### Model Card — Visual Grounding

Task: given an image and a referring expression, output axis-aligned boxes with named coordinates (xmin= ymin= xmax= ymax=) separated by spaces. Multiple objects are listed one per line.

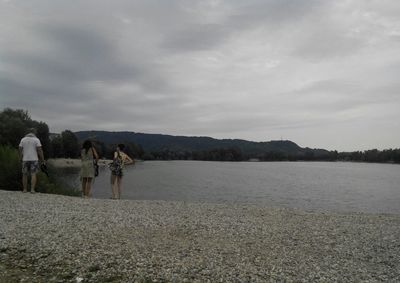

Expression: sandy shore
xmin=0 ymin=190 xmax=399 ymax=282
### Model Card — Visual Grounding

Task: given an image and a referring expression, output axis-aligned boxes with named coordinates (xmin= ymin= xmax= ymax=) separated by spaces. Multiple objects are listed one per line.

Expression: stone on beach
xmin=0 ymin=190 xmax=399 ymax=282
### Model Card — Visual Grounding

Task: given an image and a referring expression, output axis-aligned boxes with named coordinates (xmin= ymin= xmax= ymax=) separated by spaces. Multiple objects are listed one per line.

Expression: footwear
xmin=22 ymin=190 xmax=27 ymax=193
xmin=30 ymin=190 xmax=36 ymax=194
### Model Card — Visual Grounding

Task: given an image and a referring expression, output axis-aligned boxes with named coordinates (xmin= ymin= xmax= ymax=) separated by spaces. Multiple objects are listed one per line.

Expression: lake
xmin=88 ymin=161 xmax=400 ymax=214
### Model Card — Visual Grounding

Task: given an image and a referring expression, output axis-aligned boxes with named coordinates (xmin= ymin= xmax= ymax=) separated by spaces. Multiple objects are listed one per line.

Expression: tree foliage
xmin=0 ymin=108 xmax=80 ymax=159
xmin=61 ymin=130 xmax=79 ymax=158
xmin=0 ymin=108 xmax=32 ymax=147
xmin=0 ymin=145 xmax=22 ymax=190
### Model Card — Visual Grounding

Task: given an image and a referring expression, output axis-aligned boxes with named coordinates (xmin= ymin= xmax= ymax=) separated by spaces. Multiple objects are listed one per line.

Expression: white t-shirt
xmin=19 ymin=134 xmax=42 ymax=161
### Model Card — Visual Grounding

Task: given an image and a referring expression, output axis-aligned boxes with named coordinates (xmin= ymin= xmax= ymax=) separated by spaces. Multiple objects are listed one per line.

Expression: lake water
xmin=88 ymin=161 xmax=400 ymax=214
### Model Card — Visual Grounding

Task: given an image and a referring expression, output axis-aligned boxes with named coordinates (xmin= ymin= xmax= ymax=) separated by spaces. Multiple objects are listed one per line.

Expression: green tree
xmin=61 ymin=130 xmax=79 ymax=158
xmin=125 ymin=142 xmax=145 ymax=159
xmin=50 ymin=135 xmax=64 ymax=157
xmin=0 ymin=109 xmax=51 ymax=159
xmin=91 ymin=140 xmax=107 ymax=159
xmin=34 ymin=121 xmax=50 ymax=158
xmin=0 ymin=108 xmax=31 ymax=147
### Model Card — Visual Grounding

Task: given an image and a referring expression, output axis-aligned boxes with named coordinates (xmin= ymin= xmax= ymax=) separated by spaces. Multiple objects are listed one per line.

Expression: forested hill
xmin=75 ymin=130 xmax=332 ymax=161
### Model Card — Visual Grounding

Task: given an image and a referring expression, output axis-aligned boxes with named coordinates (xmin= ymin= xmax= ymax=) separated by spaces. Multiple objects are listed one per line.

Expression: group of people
xmin=18 ymin=129 xmax=134 ymax=199
xmin=80 ymin=140 xmax=134 ymax=199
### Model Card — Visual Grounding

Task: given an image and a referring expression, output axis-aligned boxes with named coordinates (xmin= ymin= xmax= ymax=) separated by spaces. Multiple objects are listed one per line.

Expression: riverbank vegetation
xmin=145 ymin=147 xmax=400 ymax=163
xmin=0 ymin=145 xmax=80 ymax=195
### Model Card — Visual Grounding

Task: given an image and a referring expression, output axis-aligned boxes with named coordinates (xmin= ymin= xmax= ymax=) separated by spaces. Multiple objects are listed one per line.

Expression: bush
xmin=0 ymin=145 xmax=80 ymax=196
xmin=0 ymin=145 xmax=22 ymax=190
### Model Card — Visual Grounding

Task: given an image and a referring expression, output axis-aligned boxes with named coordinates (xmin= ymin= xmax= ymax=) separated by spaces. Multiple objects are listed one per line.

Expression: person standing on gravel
xmin=110 ymin=144 xmax=134 ymax=199
xmin=19 ymin=128 xmax=45 ymax=193
xmin=80 ymin=140 xmax=99 ymax=198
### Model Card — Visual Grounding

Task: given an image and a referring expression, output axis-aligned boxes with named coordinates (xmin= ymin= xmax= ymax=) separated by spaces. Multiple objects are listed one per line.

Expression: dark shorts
xmin=111 ymin=169 xmax=123 ymax=177
xmin=22 ymin=161 xmax=40 ymax=175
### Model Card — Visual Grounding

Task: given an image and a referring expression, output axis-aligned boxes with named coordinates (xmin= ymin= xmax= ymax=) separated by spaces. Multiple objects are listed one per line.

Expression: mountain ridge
xmin=75 ymin=130 xmax=331 ymax=160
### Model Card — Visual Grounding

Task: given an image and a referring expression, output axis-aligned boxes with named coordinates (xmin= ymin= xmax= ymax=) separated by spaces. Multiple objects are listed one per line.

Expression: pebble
xmin=0 ymin=190 xmax=399 ymax=282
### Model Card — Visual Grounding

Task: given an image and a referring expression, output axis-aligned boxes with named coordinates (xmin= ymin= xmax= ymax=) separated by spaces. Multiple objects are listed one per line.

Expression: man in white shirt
xmin=19 ymin=129 xmax=45 ymax=193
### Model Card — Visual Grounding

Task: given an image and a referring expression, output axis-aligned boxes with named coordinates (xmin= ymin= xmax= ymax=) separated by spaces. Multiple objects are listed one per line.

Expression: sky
xmin=1 ymin=0 xmax=400 ymax=151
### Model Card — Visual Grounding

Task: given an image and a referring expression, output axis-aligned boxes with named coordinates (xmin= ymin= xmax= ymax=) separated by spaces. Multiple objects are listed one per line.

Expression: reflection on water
xmin=51 ymin=166 xmax=81 ymax=189
xmin=67 ymin=161 xmax=399 ymax=214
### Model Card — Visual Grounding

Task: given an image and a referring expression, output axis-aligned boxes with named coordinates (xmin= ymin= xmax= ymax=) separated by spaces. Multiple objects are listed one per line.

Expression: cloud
xmin=1 ymin=0 xmax=400 ymax=150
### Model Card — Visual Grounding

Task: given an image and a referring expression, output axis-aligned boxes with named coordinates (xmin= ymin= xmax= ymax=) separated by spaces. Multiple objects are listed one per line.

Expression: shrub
xmin=0 ymin=145 xmax=80 ymax=196
xmin=0 ymin=145 xmax=22 ymax=190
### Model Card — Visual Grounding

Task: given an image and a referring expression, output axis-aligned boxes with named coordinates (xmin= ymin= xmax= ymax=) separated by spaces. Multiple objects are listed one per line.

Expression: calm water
xmin=88 ymin=161 xmax=400 ymax=214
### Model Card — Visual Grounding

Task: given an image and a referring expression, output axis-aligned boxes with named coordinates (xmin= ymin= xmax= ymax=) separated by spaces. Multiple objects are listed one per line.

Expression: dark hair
xmin=117 ymin=144 xmax=125 ymax=151
xmin=82 ymin=140 xmax=92 ymax=154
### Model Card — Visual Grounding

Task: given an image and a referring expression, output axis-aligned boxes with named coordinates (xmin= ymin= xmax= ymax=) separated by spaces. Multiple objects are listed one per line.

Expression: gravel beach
xmin=1 ymin=190 xmax=399 ymax=282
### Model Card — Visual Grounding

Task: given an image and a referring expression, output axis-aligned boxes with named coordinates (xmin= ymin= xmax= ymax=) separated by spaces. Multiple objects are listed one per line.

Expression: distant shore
xmin=47 ymin=158 xmax=110 ymax=168
xmin=1 ymin=190 xmax=399 ymax=282
xmin=47 ymin=158 xmax=400 ymax=168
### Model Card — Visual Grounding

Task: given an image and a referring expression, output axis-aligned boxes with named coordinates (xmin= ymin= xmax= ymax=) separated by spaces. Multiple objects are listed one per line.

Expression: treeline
xmin=338 ymin=149 xmax=400 ymax=163
xmin=143 ymin=148 xmax=400 ymax=163
xmin=145 ymin=147 xmax=244 ymax=161
xmin=0 ymin=108 xmax=144 ymax=159
xmin=145 ymin=148 xmax=315 ymax=161
xmin=1 ymin=108 xmax=399 ymax=163
xmin=50 ymin=131 xmax=145 ymax=160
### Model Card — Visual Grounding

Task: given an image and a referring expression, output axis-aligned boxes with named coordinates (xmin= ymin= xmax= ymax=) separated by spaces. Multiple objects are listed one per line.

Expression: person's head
xmin=26 ymin=128 xmax=37 ymax=136
xmin=117 ymin=144 xmax=125 ymax=152
xmin=82 ymin=140 xmax=92 ymax=153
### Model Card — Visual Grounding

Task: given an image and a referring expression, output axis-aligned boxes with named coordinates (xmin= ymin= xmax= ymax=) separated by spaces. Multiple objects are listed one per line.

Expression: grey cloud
xmin=277 ymin=79 xmax=400 ymax=128
xmin=34 ymin=24 xmax=142 ymax=82
xmin=4 ymin=53 xmax=89 ymax=84
xmin=1 ymin=19 xmax=179 ymax=108
xmin=162 ymin=23 xmax=229 ymax=52
xmin=227 ymin=0 xmax=325 ymax=28
xmin=38 ymin=25 xmax=113 ymax=63
xmin=160 ymin=0 xmax=327 ymax=53
xmin=282 ymin=80 xmax=374 ymax=112
xmin=1 ymin=0 xmax=400 ymax=150
xmin=292 ymin=79 xmax=400 ymax=103
xmin=292 ymin=30 xmax=365 ymax=61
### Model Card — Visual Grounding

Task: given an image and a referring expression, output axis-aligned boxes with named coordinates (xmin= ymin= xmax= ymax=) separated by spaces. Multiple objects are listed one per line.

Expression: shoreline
xmin=47 ymin=158 xmax=111 ymax=168
xmin=1 ymin=190 xmax=399 ymax=282
xmin=47 ymin=158 xmax=400 ymax=167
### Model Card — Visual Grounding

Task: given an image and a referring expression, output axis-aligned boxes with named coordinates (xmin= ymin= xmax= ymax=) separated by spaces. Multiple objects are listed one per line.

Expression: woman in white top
xmin=110 ymin=144 xmax=134 ymax=199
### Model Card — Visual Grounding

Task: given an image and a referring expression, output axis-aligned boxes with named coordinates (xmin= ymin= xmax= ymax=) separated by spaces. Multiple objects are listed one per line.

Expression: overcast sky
xmin=1 ymin=0 xmax=399 ymax=151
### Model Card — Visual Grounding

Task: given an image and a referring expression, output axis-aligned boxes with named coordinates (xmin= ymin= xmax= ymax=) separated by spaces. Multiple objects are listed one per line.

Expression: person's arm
xmin=19 ymin=139 xmax=24 ymax=161
xmin=19 ymin=147 xmax=23 ymax=161
xmin=92 ymin=147 xmax=99 ymax=162
xmin=124 ymin=154 xmax=135 ymax=165
xmin=37 ymin=147 xmax=45 ymax=163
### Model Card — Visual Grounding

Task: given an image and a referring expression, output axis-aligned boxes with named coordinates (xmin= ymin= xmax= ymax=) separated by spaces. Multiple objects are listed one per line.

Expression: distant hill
xmin=75 ymin=131 xmax=331 ymax=161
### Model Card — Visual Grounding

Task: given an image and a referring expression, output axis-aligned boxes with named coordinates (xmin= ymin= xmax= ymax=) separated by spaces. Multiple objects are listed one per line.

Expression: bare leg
xmin=117 ymin=177 xmax=122 ymax=199
xmin=31 ymin=174 xmax=37 ymax=193
xmin=86 ymin=177 xmax=93 ymax=198
xmin=81 ymin=178 xmax=86 ymax=197
xmin=111 ymin=174 xmax=117 ymax=199
xmin=22 ymin=175 xmax=28 ymax=192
